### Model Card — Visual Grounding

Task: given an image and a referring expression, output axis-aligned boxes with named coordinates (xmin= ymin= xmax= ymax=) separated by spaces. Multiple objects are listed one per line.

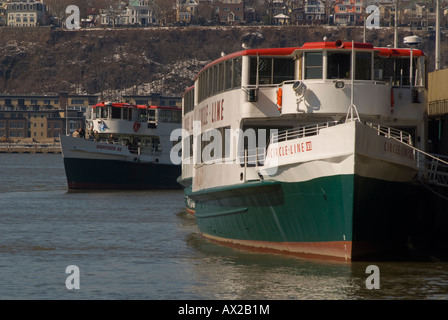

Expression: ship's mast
xmin=436 ymin=0 xmax=441 ymax=70
xmin=394 ymin=0 xmax=398 ymax=48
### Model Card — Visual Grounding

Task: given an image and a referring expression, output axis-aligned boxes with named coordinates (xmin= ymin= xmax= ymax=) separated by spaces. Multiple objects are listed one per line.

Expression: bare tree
xmin=45 ymin=0 xmax=74 ymax=25
xmin=152 ymin=0 xmax=176 ymax=26
xmin=102 ymin=0 xmax=127 ymax=27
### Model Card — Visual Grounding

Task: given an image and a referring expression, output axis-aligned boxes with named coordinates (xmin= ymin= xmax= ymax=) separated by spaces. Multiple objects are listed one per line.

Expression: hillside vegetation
xmin=0 ymin=25 xmax=445 ymax=100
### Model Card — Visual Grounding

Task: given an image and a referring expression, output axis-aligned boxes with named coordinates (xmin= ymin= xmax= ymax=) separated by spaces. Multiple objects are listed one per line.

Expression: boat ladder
xmin=416 ymin=153 xmax=448 ymax=188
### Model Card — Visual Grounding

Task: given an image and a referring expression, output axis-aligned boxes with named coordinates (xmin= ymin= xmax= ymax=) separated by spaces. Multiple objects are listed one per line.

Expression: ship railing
xmin=365 ymin=123 xmax=448 ymax=188
xmin=237 ymin=121 xmax=342 ymax=168
xmin=237 ymin=147 xmax=267 ymax=168
xmin=365 ymin=122 xmax=413 ymax=145
xmin=271 ymin=121 xmax=340 ymax=144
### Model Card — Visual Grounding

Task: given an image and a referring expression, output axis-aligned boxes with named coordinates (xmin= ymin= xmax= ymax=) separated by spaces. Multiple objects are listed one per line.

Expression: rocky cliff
xmin=0 ymin=25 xmax=445 ymax=99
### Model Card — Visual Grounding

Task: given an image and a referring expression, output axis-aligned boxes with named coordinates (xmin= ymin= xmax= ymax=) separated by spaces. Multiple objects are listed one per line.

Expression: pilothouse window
xmin=355 ymin=52 xmax=372 ymax=80
xmin=111 ymin=107 xmax=121 ymax=119
xmin=249 ymin=57 xmax=294 ymax=85
xmin=304 ymin=52 xmax=323 ymax=79
xmin=327 ymin=52 xmax=350 ymax=79
xmin=374 ymin=56 xmax=421 ymax=86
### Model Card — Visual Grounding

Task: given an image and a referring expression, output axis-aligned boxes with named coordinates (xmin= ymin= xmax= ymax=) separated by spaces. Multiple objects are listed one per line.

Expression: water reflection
xmin=185 ymin=228 xmax=448 ymax=300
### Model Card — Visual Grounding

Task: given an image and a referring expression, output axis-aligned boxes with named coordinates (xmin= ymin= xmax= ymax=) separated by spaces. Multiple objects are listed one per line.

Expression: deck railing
xmin=365 ymin=122 xmax=413 ymax=145
xmin=271 ymin=121 xmax=340 ymax=143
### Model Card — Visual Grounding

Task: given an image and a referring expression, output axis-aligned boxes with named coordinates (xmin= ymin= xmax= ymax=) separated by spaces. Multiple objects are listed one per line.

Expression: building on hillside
xmin=6 ymin=0 xmax=48 ymax=27
xmin=100 ymin=1 xmax=128 ymax=26
xmin=402 ymin=1 xmax=437 ymax=30
xmin=213 ymin=0 xmax=244 ymax=25
xmin=333 ymin=0 xmax=363 ymax=26
xmin=377 ymin=0 xmax=397 ymax=27
xmin=299 ymin=0 xmax=326 ymax=25
xmin=128 ymin=0 xmax=155 ymax=26
xmin=0 ymin=1 xmax=7 ymax=26
xmin=176 ymin=0 xmax=199 ymax=24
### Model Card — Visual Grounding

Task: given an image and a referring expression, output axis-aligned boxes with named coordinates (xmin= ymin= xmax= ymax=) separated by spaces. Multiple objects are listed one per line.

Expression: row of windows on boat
xmin=184 ymin=52 xmax=424 ymax=114
xmin=94 ymin=133 xmax=163 ymax=154
xmin=93 ymin=107 xmax=182 ymax=123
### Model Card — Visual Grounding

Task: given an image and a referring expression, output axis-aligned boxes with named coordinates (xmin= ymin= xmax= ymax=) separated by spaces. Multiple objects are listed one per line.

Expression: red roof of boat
xmin=92 ymin=102 xmax=180 ymax=110
xmin=194 ymin=41 xmax=424 ymax=80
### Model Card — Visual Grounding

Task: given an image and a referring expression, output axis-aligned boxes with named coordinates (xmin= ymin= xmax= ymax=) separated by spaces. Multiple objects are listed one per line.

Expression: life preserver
xmin=277 ymin=88 xmax=283 ymax=111
xmin=390 ymin=88 xmax=394 ymax=114
xmin=133 ymin=121 xmax=141 ymax=132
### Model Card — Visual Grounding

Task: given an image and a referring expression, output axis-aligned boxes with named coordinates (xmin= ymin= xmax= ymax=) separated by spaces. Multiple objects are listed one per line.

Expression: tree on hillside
xmin=152 ymin=0 xmax=176 ymax=26
xmin=45 ymin=0 xmax=74 ymax=25
xmin=102 ymin=0 xmax=128 ymax=26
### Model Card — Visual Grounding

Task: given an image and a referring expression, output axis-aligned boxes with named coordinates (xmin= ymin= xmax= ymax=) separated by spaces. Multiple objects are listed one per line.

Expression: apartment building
xmin=6 ymin=0 xmax=47 ymax=27
xmin=402 ymin=1 xmax=437 ymax=30
xmin=333 ymin=0 xmax=363 ymax=26
xmin=0 ymin=93 xmax=97 ymax=142
xmin=214 ymin=0 xmax=244 ymax=25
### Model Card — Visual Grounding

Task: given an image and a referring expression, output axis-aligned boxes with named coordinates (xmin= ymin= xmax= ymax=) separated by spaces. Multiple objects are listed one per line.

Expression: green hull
xmin=190 ymin=174 xmax=423 ymax=260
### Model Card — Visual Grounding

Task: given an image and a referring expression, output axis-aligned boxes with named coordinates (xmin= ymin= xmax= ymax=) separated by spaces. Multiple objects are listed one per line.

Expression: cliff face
xmin=0 ymin=25 xmax=445 ymax=99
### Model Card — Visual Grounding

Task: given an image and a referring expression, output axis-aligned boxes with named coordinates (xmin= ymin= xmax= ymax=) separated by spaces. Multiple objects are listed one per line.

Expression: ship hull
xmin=60 ymin=135 xmax=181 ymax=190
xmin=189 ymin=122 xmax=424 ymax=261
xmin=64 ymin=158 xmax=181 ymax=190
xmin=192 ymin=174 xmax=423 ymax=261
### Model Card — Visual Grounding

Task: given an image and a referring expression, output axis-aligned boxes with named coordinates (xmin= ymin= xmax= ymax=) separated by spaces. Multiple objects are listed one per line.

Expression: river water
xmin=1 ymin=154 xmax=448 ymax=301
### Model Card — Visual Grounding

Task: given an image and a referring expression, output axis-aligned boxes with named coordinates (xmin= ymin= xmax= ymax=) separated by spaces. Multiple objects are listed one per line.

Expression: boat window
xmin=212 ymin=65 xmax=218 ymax=95
xmin=159 ymin=109 xmax=172 ymax=122
xmin=183 ymin=89 xmax=195 ymax=115
xmin=198 ymin=57 xmax=242 ymax=103
xmin=152 ymin=137 xmax=162 ymax=152
xmin=218 ymin=62 xmax=225 ymax=92
xmin=101 ymin=107 xmax=108 ymax=119
xmin=138 ymin=109 xmax=148 ymax=122
xmin=148 ymin=109 xmax=156 ymax=122
xmin=111 ymin=107 xmax=121 ymax=119
xmin=173 ymin=110 xmax=182 ymax=123
xmin=249 ymin=57 xmax=294 ymax=85
xmin=355 ymin=52 xmax=372 ymax=80
xmin=225 ymin=60 xmax=232 ymax=90
xmin=123 ymin=107 xmax=129 ymax=120
xmin=253 ymin=58 xmax=272 ymax=85
xmin=304 ymin=52 xmax=323 ymax=79
xmin=374 ymin=56 xmax=419 ymax=86
xmin=233 ymin=57 xmax=242 ymax=89
xmin=327 ymin=52 xmax=350 ymax=79
xmin=274 ymin=59 xmax=295 ymax=83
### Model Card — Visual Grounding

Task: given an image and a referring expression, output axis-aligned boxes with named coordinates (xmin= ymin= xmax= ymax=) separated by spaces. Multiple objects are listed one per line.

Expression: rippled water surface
xmin=1 ymin=154 xmax=448 ymax=300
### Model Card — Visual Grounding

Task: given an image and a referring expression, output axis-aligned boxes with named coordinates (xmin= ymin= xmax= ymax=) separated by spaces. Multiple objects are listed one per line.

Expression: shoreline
xmin=0 ymin=143 xmax=61 ymax=154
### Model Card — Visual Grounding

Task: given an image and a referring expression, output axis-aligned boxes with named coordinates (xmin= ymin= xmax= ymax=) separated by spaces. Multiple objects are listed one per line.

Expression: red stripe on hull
xmin=201 ymin=234 xmax=353 ymax=262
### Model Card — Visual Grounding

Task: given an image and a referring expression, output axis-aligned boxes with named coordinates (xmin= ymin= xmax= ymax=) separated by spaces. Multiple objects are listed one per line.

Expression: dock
xmin=0 ymin=143 xmax=61 ymax=154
